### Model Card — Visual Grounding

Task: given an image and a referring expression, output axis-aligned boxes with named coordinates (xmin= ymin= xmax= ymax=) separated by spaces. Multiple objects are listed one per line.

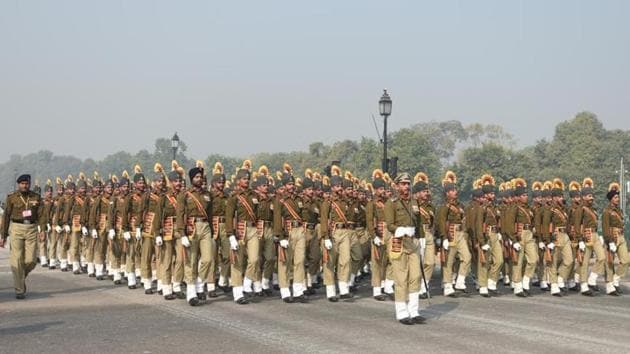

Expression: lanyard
xmin=19 ymin=195 xmax=30 ymax=209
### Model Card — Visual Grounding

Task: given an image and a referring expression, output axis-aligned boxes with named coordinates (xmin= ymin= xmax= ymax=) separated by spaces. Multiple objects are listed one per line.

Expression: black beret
xmin=607 ymin=189 xmax=620 ymax=201
xmin=189 ymin=167 xmax=203 ymax=182
xmin=17 ymin=174 xmax=31 ymax=183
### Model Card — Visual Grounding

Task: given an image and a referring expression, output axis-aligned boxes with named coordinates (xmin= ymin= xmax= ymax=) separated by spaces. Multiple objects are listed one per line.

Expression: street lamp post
xmin=379 ymin=89 xmax=392 ymax=173
xmin=171 ymin=132 xmax=180 ymax=161
xmin=13 ymin=168 xmax=17 ymax=191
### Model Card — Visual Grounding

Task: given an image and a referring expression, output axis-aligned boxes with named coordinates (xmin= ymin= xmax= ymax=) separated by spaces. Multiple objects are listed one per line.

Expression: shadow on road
xmin=0 ymin=321 xmax=64 ymax=336
xmin=423 ymin=301 xmax=459 ymax=320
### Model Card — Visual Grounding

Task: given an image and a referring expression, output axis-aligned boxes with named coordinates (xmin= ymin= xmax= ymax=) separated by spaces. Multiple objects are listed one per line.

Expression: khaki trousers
xmin=442 ymin=230 xmax=471 ymax=285
xmin=477 ymin=232 xmax=504 ymax=287
xmin=606 ymin=236 xmax=630 ymax=282
xmin=550 ymin=232 xmax=573 ymax=285
xmin=371 ymin=230 xmax=391 ymax=287
xmin=172 ymin=237 xmax=185 ymax=285
xmin=140 ymin=236 xmax=155 ymax=280
xmin=304 ymin=227 xmax=320 ymax=279
xmin=9 ymin=223 xmax=38 ymax=294
xmin=323 ymin=229 xmax=352 ymax=286
xmin=278 ymin=227 xmax=306 ymax=288
xmin=512 ymin=230 xmax=538 ymax=283
xmin=579 ymin=232 xmax=606 ymax=281
xmin=48 ymin=229 xmax=60 ymax=262
xmin=421 ymin=230 xmax=436 ymax=285
xmin=260 ymin=226 xmax=277 ymax=281
xmin=159 ymin=240 xmax=174 ymax=287
xmin=392 ymin=238 xmax=421 ymax=301
xmin=69 ymin=231 xmax=81 ymax=263
xmin=230 ymin=226 xmax=259 ymax=287
xmin=184 ymin=222 xmax=212 ymax=284
xmin=217 ymin=225 xmax=231 ymax=285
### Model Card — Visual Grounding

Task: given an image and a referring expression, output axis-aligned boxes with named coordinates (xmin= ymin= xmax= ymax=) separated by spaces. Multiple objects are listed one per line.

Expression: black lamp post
xmin=171 ymin=132 xmax=180 ymax=160
xmin=379 ymin=89 xmax=392 ymax=173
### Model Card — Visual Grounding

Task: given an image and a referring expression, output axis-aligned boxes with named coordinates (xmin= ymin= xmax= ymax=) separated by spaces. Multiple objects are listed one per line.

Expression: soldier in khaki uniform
xmin=412 ymin=172 xmax=436 ymax=300
xmin=140 ymin=164 xmax=166 ymax=294
xmin=1 ymin=174 xmax=46 ymax=299
xmin=475 ymin=174 xmax=503 ymax=297
xmin=320 ymin=166 xmax=356 ymax=301
xmin=88 ymin=177 xmax=114 ymax=281
xmin=505 ymin=178 xmax=538 ymax=297
xmin=39 ymin=180 xmax=55 ymax=268
xmin=209 ymin=162 xmax=230 ymax=295
xmin=301 ymin=169 xmax=321 ymax=296
xmin=48 ymin=178 xmax=65 ymax=270
xmin=366 ymin=169 xmax=391 ymax=300
xmin=110 ymin=173 xmax=130 ymax=285
xmin=575 ymin=178 xmax=606 ymax=296
xmin=252 ymin=166 xmax=276 ymax=296
xmin=56 ymin=176 xmax=76 ymax=272
xmin=602 ymin=182 xmax=628 ymax=296
xmin=466 ymin=179 xmax=483 ymax=289
xmin=177 ymin=161 xmax=214 ymax=306
xmin=384 ymin=173 xmax=426 ymax=325
xmin=437 ymin=171 xmax=471 ymax=297
xmin=566 ymin=181 xmax=582 ymax=291
xmin=122 ymin=166 xmax=148 ymax=289
xmin=63 ymin=173 xmax=91 ymax=275
xmin=225 ymin=160 xmax=260 ymax=304
xmin=498 ymin=182 xmax=515 ymax=287
xmin=542 ymin=179 xmax=574 ymax=296
xmin=85 ymin=175 xmax=102 ymax=277
xmin=274 ymin=163 xmax=309 ymax=303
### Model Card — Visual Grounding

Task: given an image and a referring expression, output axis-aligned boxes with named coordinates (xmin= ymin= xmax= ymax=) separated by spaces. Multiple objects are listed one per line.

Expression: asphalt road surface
xmin=1 ymin=248 xmax=629 ymax=354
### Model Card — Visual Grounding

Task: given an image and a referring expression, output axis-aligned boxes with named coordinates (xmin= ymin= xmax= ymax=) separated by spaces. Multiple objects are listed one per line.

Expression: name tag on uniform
xmin=270 ymin=203 xmax=274 ymax=210
xmin=204 ymin=195 xmax=210 ymax=201
xmin=314 ymin=207 xmax=319 ymax=214
xmin=354 ymin=207 xmax=359 ymax=214
xmin=252 ymin=198 xmax=259 ymax=204
xmin=23 ymin=209 xmax=32 ymax=217
xmin=412 ymin=205 xmax=419 ymax=213
xmin=298 ymin=201 xmax=303 ymax=208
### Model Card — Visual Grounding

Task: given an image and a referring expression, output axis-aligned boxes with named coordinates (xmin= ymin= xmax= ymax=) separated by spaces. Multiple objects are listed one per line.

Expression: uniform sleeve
xmin=175 ymin=193 xmax=186 ymax=238
xmin=474 ymin=206 xmax=484 ymax=245
xmin=504 ymin=207 xmax=517 ymax=242
xmin=365 ymin=202 xmax=375 ymax=237
xmin=273 ymin=198 xmax=284 ymax=237
xmin=319 ymin=201 xmax=330 ymax=238
xmin=2 ymin=195 xmax=12 ymax=237
xmin=385 ymin=200 xmax=398 ymax=234
xmin=573 ymin=207 xmax=584 ymax=242
xmin=121 ymin=196 xmax=131 ymax=232
xmin=88 ymin=199 xmax=98 ymax=230
xmin=602 ymin=209 xmax=612 ymax=243
xmin=152 ymin=196 xmax=164 ymax=237
xmin=436 ymin=205 xmax=447 ymax=239
xmin=54 ymin=199 xmax=64 ymax=227
xmin=107 ymin=200 xmax=116 ymax=231
xmin=63 ymin=197 xmax=73 ymax=226
xmin=36 ymin=195 xmax=46 ymax=231
xmin=82 ymin=198 xmax=90 ymax=227
xmin=224 ymin=196 xmax=236 ymax=236
xmin=541 ymin=208 xmax=551 ymax=244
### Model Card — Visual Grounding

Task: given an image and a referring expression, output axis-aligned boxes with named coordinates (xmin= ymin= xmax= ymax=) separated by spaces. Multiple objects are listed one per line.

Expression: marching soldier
xmin=209 ymin=162 xmax=230 ymax=295
xmin=110 ymin=173 xmax=130 ymax=285
xmin=64 ymin=173 xmax=90 ymax=275
xmin=140 ymin=164 xmax=166 ymax=294
xmin=575 ymin=178 xmax=606 ymax=296
xmin=274 ymin=163 xmax=308 ymax=303
xmin=499 ymin=182 xmax=515 ymax=287
xmin=177 ymin=161 xmax=214 ymax=306
xmin=384 ymin=173 xmax=426 ymax=325
xmin=48 ymin=178 xmax=65 ymax=270
xmin=85 ymin=175 xmax=102 ymax=277
xmin=437 ymin=171 xmax=471 ymax=297
xmin=39 ymin=180 xmax=55 ymax=268
xmin=367 ymin=169 xmax=391 ymax=300
xmin=252 ymin=166 xmax=276 ymax=296
xmin=412 ymin=172 xmax=436 ymax=300
xmin=88 ymin=177 xmax=114 ymax=281
xmin=603 ymin=182 xmax=629 ymax=296
xmin=475 ymin=174 xmax=503 ymax=297
xmin=301 ymin=169 xmax=321 ymax=295
xmin=567 ymin=181 xmax=582 ymax=291
xmin=542 ymin=179 xmax=574 ymax=296
xmin=505 ymin=178 xmax=538 ymax=297
xmin=122 ymin=165 xmax=148 ymax=289
xmin=225 ymin=160 xmax=260 ymax=304
xmin=320 ymin=166 xmax=356 ymax=301
xmin=1 ymin=174 xmax=46 ymax=299
xmin=531 ymin=181 xmax=546 ymax=290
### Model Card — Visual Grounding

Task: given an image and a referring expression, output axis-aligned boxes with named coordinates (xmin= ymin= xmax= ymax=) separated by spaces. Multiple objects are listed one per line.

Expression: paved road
xmin=1 ymin=248 xmax=629 ymax=354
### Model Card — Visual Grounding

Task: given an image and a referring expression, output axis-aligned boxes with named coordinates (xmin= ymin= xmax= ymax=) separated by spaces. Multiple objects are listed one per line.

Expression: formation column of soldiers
xmin=1 ymin=164 xmax=628 ymax=325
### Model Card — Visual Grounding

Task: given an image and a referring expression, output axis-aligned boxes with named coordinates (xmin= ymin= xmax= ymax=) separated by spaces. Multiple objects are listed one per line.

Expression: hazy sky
xmin=1 ymin=0 xmax=628 ymax=162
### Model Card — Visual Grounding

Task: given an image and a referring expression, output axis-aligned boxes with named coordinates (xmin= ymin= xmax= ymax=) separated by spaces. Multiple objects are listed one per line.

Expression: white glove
xmin=481 ymin=244 xmax=490 ymax=251
xmin=279 ymin=239 xmax=289 ymax=248
xmin=419 ymin=238 xmax=426 ymax=250
xmin=55 ymin=225 xmax=62 ymax=233
xmin=155 ymin=236 xmax=163 ymax=246
xmin=435 ymin=238 xmax=442 ymax=247
xmin=38 ymin=225 xmax=41 ymax=233
xmin=81 ymin=226 xmax=88 ymax=236
xmin=229 ymin=235 xmax=238 ymax=250
xmin=547 ymin=242 xmax=555 ymax=250
xmin=373 ymin=236 xmax=383 ymax=246
xmin=443 ymin=239 xmax=449 ymax=250
xmin=46 ymin=223 xmax=51 ymax=233
xmin=497 ymin=233 xmax=503 ymax=241
xmin=394 ymin=226 xmax=415 ymax=238
xmin=598 ymin=236 xmax=604 ymax=245
xmin=181 ymin=236 xmax=191 ymax=248
xmin=513 ymin=242 xmax=522 ymax=251
xmin=108 ymin=229 xmax=115 ymax=240
xmin=123 ymin=231 xmax=131 ymax=241
xmin=609 ymin=242 xmax=617 ymax=253
xmin=63 ymin=225 xmax=70 ymax=233
xmin=135 ymin=227 xmax=142 ymax=240
xmin=538 ymin=242 xmax=546 ymax=250
xmin=324 ymin=239 xmax=333 ymax=250
xmin=578 ymin=241 xmax=586 ymax=251
xmin=91 ymin=229 xmax=98 ymax=239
